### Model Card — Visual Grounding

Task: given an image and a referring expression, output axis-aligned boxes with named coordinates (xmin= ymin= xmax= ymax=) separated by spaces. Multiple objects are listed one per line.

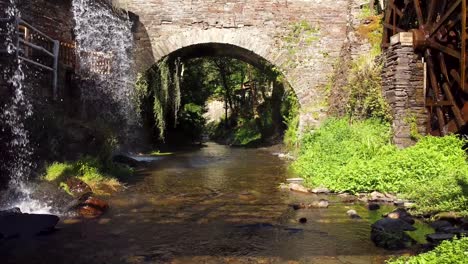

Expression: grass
xmin=386 ymin=237 xmax=468 ymax=264
xmin=292 ymin=118 xmax=468 ymax=216
xmin=149 ymin=150 xmax=173 ymax=156
xmin=44 ymin=156 xmax=133 ymax=196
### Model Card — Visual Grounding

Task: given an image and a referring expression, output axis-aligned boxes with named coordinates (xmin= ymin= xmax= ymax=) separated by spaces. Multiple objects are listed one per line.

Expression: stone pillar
xmin=382 ymin=32 xmax=427 ymax=148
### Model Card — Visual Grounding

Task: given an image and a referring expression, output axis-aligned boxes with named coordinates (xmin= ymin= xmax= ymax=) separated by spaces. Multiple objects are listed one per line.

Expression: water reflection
xmin=2 ymin=143 xmax=405 ymax=263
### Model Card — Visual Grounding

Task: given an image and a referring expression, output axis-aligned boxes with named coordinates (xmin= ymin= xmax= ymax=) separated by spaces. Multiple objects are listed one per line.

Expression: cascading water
xmin=0 ymin=0 xmax=53 ymax=214
xmin=72 ymin=0 xmax=138 ymax=139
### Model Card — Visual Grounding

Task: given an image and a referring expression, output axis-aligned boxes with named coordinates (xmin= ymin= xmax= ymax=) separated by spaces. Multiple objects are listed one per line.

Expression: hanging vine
xmin=134 ymin=56 xmax=183 ymax=140
xmin=172 ymin=58 xmax=182 ymax=126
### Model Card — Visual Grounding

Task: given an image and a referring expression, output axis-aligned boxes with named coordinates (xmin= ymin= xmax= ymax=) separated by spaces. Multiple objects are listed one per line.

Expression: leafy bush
xmin=282 ymin=89 xmax=300 ymax=150
xmin=292 ymin=118 xmax=468 ymax=216
xmin=233 ymin=118 xmax=262 ymax=146
xmin=44 ymin=162 xmax=74 ymax=182
xmin=387 ymin=237 xmax=468 ymax=264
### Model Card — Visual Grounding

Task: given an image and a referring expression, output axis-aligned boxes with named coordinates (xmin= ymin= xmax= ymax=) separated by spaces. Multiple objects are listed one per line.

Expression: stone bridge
xmin=125 ymin=0 xmax=370 ymax=129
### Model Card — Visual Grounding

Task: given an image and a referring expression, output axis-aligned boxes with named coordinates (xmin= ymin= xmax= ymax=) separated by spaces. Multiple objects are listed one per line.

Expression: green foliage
xmin=43 ymin=156 xmax=133 ymax=194
xmin=293 ymin=118 xmax=468 ymax=216
xmin=233 ymin=118 xmax=262 ymax=146
xmin=283 ymin=20 xmax=320 ymax=56
xmin=387 ymin=237 xmax=468 ymax=264
xmin=282 ymin=90 xmax=300 ymax=150
xmin=346 ymin=55 xmax=391 ymax=122
xmin=176 ymin=103 xmax=206 ymax=142
xmin=44 ymin=162 xmax=74 ymax=182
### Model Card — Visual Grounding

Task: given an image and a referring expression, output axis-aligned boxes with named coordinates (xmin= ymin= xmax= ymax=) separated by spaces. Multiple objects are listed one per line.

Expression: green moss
xmin=43 ymin=156 xmax=133 ymax=196
xmin=387 ymin=237 xmax=468 ymax=264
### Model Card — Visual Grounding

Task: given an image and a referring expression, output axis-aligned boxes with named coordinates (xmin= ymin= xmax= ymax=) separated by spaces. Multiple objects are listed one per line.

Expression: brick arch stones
xmin=126 ymin=0 xmax=359 ymax=129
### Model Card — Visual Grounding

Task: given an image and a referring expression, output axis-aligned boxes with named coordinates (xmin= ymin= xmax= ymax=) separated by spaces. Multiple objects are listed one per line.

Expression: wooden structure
xmin=383 ymin=0 xmax=468 ymax=135
xmin=0 ymin=1 xmax=60 ymax=99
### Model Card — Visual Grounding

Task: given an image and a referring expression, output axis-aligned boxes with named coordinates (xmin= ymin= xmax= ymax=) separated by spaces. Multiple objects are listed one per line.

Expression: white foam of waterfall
xmin=72 ymin=0 xmax=138 ymax=133
xmin=0 ymin=0 xmax=55 ymax=215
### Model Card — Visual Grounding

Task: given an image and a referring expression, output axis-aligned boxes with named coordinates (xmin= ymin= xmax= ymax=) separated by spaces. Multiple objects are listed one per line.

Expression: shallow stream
xmin=2 ymin=143 xmax=417 ymax=263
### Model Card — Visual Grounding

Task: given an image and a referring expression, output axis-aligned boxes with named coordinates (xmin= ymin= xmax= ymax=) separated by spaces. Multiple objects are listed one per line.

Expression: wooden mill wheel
xmin=382 ymin=0 xmax=468 ymax=136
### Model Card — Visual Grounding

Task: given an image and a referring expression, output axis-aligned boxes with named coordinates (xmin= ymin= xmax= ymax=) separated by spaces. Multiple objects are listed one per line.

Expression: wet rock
xmin=113 ymin=154 xmax=140 ymax=168
xmin=0 ymin=207 xmax=21 ymax=216
xmin=338 ymin=193 xmax=357 ymax=203
xmin=370 ymin=191 xmax=385 ymax=200
xmin=288 ymin=183 xmax=310 ymax=193
xmin=426 ymin=233 xmax=455 ymax=243
xmin=311 ymin=187 xmax=330 ymax=194
xmin=308 ymin=199 xmax=329 ymax=208
xmin=0 ymin=212 xmax=59 ymax=239
xmin=77 ymin=196 xmax=109 ymax=219
xmin=371 ymin=218 xmax=416 ymax=250
xmin=368 ymin=203 xmax=380 ymax=211
xmin=403 ymin=202 xmax=416 ymax=208
xmin=291 ymin=204 xmax=302 ymax=210
xmin=347 ymin=209 xmax=361 ymax=219
xmin=430 ymin=220 xmax=453 ymax=232
xmin=385 ymin=208 xmax=415 ymax=225
xmin=299 ymin=217 xmax=307 ymax=224
xmin=435 ymin=212 xmax=462 ymax=224
xmin=66 ymin=177 xmax=93 ymax=197
xmin=460 ymin=218 xmax=468 ymax=229
xmin=369 ymin=191 xmax=394 ymax=203
xmin=393 ymin=199 xmax=405 ymax=207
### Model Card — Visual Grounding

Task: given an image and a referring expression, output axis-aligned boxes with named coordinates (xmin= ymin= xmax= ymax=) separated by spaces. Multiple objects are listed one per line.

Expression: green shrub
xmin=292 ymin=118 xmax=468 ymax=216
xmin=44 ymin=162 xmax=74 ymax=182
xmin=233 ymin=118 xmax=262 ymax=146
xmin=387 ymin=237 xmax=468 ymax=264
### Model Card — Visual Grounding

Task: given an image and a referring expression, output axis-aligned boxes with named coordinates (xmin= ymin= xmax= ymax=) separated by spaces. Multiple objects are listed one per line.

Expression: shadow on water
xmin=1 ymin=143 xmax=409 ymax=264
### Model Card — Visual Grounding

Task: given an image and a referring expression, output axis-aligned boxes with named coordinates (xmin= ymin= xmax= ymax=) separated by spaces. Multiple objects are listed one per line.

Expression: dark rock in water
xmin=291 ymin=203 xmax=305 ymax=210
xmin=66 ymin=177 xmax=93 ymax=197
xmin=368 ymin=203 xmax=380 ymax=211
xmin=0 ymin=207 xmax=21 ymax=216
xmin=371 ymin=218 xmax=416 ymax=250
xmin=299 ymin=217 xmax=307 ymax=224
xmin=385 ymin=208 xmax=415 ymax=225
xmin=426 ymin=233 xmax=455 ymax=243
xmin=0 ymin=213 xmax=59 ymax=239
xmin=438 ymin=226 xmax=462 ymax=234
xmin=113 ymin=154 xmax=140 ymax=168
xmin=430 ymin=220 xmax=453 ymax=232
xmin=283 ymin=227 xmax=303 ymax=235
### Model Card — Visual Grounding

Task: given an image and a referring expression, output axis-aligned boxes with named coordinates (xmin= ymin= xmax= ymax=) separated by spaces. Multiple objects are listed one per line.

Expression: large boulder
xmin=371 ymin=218 xmax=416 ymax=250
xmin=0 ymin=208 xmax=59 ymax=239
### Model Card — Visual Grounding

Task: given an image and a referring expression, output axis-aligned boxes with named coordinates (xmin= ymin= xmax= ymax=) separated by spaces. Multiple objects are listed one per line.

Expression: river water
xmin=2 ymin=143 xmax=406 ymax=263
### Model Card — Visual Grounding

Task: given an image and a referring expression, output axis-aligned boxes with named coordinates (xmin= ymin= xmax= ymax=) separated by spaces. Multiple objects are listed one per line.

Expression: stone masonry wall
xmin=382 ymin=33 xmax=426 ymax=148
xmin=18 ymin=0 xmax=74 ymax=42
xmin=126 ymin=0 xmax=370 ymax=129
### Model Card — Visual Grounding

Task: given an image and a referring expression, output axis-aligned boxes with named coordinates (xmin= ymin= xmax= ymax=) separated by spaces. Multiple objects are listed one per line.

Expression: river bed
xmin=2 ymin=143 xmax=412 ymax=263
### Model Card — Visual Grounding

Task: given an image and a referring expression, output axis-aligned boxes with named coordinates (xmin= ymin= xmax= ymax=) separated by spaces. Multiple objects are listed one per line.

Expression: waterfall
xmin=72 ymin=0 xmax=138 ymax=139
xmin=0 ymin=0 xmax=53 ymax=214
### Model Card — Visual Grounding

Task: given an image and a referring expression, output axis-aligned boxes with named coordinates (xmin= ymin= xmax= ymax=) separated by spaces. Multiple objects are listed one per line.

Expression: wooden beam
xmin=430 ymin=0 xmax=462 ymax=37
